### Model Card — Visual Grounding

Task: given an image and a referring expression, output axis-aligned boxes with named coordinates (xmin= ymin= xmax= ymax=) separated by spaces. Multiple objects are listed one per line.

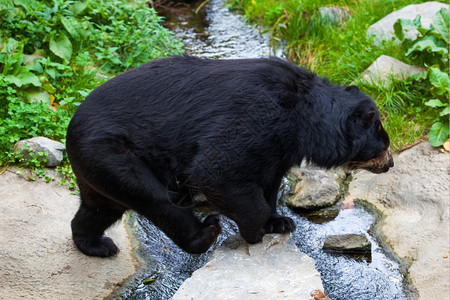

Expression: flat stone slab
xmin=349 ymin=142 xmax=450 ymax=299
xmin=172 ymin=234 xmax=324 ymax=299
xmin=0 ymin=169 xmax=138 ymax=300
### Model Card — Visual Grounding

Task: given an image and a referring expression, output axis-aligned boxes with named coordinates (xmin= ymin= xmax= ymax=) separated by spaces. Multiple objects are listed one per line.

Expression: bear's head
xmin=341 ymin=86 xmax=394 ymax=174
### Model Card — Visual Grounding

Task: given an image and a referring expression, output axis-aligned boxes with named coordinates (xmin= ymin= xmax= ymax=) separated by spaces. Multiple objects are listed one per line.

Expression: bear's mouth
xmin=343 ymin=147 xmax=394 ymax=174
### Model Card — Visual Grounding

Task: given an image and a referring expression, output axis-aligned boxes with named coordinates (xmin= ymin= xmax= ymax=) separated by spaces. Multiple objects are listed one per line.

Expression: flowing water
xmin=119 ymin=1 xmax=409 ymax=299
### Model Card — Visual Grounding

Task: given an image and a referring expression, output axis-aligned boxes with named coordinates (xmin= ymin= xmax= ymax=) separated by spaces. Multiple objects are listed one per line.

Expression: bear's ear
xmin=345 ymin=85 xmax=360 ymax=92
xmin=350 ymin=107 xmax=377 ymax=128
xmin=363 ymin=110 xmax=376 ymax=128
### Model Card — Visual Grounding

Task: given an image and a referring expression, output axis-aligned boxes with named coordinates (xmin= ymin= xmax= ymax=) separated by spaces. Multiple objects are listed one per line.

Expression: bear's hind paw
xmin=73 ymin=235 xmax=119 ymax=257
xmin=184 ymin=215 xmax=221 ymax=254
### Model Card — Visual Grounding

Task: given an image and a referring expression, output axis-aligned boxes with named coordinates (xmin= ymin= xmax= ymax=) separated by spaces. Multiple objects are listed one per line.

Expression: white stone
xmin=172 ymin=234 xmax=324 ymax=299
xmin=359 ymin=55 xmax=425 ymax=87
xmin=317 ymin=6 xmax=350 ymax=24
xmin=14 ymin=137 xmax=65 ymax=167
xmin=367 ymin=2 xmax=449 ymax=45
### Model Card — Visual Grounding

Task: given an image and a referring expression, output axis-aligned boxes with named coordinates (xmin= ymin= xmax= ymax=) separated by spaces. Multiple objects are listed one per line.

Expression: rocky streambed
xmin=1 ymin=1 xmax=448 ymax=299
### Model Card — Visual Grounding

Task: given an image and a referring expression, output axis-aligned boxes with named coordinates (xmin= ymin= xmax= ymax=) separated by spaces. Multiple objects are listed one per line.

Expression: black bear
xmin=66 ymin=56 xmax=393 ymax=257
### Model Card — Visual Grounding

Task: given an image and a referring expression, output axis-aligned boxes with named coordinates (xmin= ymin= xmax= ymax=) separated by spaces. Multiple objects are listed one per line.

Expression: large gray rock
xmin=287 ymin=166 xmax=346 ymax=209
xmin=14 ymin=137 xmax=65 ymax=167
xmin=359 ymin=55 xmax=425 ymax=87
xmin=172 ymin=234 xmax=325 ymax=299
xmin=349 ymin=142 xmax=450 ymax=299
xmin=367 ymin=2 xmax=449 ymax=45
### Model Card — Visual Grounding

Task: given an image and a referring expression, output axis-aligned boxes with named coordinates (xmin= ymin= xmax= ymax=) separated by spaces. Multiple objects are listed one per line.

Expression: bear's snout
xmin=343 ymin=146 xmax=394 ymax=174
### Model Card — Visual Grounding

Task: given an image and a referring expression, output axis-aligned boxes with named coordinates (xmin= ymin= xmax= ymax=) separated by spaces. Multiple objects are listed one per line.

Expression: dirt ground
xmin=0 ymin=168 xmax=138 ymax=300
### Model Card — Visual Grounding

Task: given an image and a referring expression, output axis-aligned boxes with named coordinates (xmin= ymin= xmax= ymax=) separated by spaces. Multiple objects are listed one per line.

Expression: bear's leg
xmin=208 ymin=184 xmax=271 ymax=244
xmin=144 ymin=207 xmax=221 ymax=254
xmin=74 ymin=157 xmax=221 ymax=254
xmin=72 ymin=201 xmax=125 ymax=257
xmin=263 ymin=175 xmax=296 ymax=234
xmin=115 ymin=182 xmax=221 ymax=254
xmin=71 ymin=179 xmax=127 ymax=257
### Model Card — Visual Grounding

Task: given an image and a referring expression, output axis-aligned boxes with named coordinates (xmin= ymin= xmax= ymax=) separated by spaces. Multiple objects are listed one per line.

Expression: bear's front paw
xmin=184 ymin=215 xmax=221 ymax=254
xmin=264 ymin=214 xmax=296 ymax=234
xmin=240 ymin=227 xmax=265 ymax=244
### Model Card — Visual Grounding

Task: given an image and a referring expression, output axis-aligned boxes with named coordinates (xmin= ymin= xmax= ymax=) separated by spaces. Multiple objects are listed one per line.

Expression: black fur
xmin=66 ymin=56 xmax=392 ymax=256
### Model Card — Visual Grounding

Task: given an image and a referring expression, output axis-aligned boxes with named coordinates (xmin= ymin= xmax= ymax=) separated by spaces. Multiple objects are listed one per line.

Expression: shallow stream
xmin=119 ymin=1 xmax=409 ymax=299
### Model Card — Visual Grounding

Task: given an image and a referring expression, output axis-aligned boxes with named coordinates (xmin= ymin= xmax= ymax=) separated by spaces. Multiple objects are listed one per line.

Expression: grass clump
xmin=229 ymin=0 xmax=448 ymax=151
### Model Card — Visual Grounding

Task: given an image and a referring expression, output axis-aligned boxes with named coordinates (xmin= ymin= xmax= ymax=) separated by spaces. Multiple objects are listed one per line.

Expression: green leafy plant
xmin=55 ymin=161 xmax=78 ymax=190
xmin=395 ymin=8 xmax=450 ymax=147
xmin=0 ymin=0 xmax=183 ymax=169
xmin=87 ymin=1 xmax=183 ymax=73
xmin=0 ymin=89 xmax=71 ymax=164
xmin=8 ymin=145 xmax=49 ymax=181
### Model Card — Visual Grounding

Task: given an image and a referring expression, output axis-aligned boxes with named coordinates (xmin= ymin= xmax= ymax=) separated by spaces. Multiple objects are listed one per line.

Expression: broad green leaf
xmin=429 ymin=121 xmax=449 ymax=147
xmin=4 ymin=75 xmax=23 ymax=87
xmin=409 ymin=70 xmax=428 ymax=81
xmin=429 ymin=67 xmax=450 ymax=96
xmin=1 ymin=37 xmax=19 ymax=54
xmin=13 ymin=0 xmax=37 ymax=12
xmin=440 ymin=106 xmax=450 ymax=116
xmin=24 ymin=88 xmax=51 ymax=103
xmin=69 ymin=2 xmax=88 ymax=15
xmin=413 ymin=14 xmax=422 ymax=27
xmin=16 ymin=70 xmax=41 ymax=87
xmin=405 ymin=35 xmax=448 ymax=57
xmin=394 ymin=19 xmax=406 ymax=41
xmin=417 ymin=26 xmax=431 ymax=36
xmin=42 ymin=81 xmax=56 ymax=94
xmin=27 ymin=62 xmax=43 ymax=73
xmin=110 ymin=56 xmax=122 ymax=65
xmin=394 ymin=16 xmax=422 ymax=41
xmin=46 ymin=68 xmax=57 ymax=79
xmin=49 ymin=31 xmax=72 ymax=61
xmin=23 ymin=49 xmax=45 ymax=66
xmin=432 ymin=8 xmax=449 ymax=43
xmin=61 ymin=16 xmax=88 ymax=40
xmin=424 ymin=99 xmax=446 ymax=107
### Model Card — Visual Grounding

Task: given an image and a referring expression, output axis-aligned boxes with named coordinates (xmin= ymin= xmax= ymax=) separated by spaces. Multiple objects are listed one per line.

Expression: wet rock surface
xmin=349 ymin=142 xmax=450 ymax=299
xmin=296 ymin=207 xmax=340 ymax=224
xmin=323 ymin=234 xmax=371 ymax=254
xmin=172 ymin=233 xmax=325 ymax=299
xmin=287 ymin=166 xmax=346 ymax=209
